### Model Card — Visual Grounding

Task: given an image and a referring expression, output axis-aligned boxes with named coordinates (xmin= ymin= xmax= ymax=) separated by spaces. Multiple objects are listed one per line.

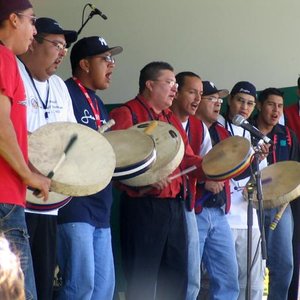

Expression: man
xmin=109 ymin=61 xmax=205 ymax=300
xmin=195 ymin=81 xmax=240 ymax=299
xmin=171 ymin=71 xmax=211 ymax=300
xmin=253 ymin=87 xmax=299 ymax=300
xmin=17 ymin=17 xmax=77 ymax=300
xmin=283 ymin=77 xmax=300 ymax=300
xmin=0 ymin=1 xmax=50 ymax=299
xmin=218 ymin=81 xmax=266 ymax=300
xmin=56 ymin=36 xmax=122 ymax=300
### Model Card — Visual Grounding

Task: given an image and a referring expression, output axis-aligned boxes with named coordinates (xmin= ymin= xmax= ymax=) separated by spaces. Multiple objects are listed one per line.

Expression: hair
xmin=139 ymin=61 xmax=174 ymax=93
xmin=34 ymin=33 xmax=47 ymax=44
xmin=257 ymin=87 xmax=284 ymax=104
xmin=175 ymin=71 xmax=201 ymax=91
xmin=0 ymin=236 xmax=25 ymax=300
xmin=297 ymin=77 xmax=300 ymax=89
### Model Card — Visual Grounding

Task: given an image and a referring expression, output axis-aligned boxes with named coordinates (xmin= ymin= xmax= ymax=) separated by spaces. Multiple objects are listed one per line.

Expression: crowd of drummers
xmin=0 ymin=1 xmax=300 ymax=300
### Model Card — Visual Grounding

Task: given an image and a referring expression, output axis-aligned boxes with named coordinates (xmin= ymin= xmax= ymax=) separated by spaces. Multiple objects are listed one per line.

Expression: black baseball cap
xmin=35 ymin=18 xmax=77 ymax=44
xmin=202 ymin=81 xmax=229 ymax=98
xmin=70 ymin=36 xmax=123 ymax=71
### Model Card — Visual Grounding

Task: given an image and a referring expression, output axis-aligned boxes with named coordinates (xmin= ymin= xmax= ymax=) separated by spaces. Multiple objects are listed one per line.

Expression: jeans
xmin=264 ymin=205 xmax=294 ymax=300
xmin=56 ymin=223 xmax=115 ymax=300
xmin=231 ymin=228 xmax=265 ymax=300
xmin=0 ymin=204 xmax=37 ymax=300
xmin=184 ymin=207 xmax=200 ymax=300
xmin=196 ymin=207 xmax=239 ymax=300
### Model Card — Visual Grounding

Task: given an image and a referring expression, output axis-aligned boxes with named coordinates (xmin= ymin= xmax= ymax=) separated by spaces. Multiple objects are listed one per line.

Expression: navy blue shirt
xmin=57 ymin=78 xmax=113 ymax=228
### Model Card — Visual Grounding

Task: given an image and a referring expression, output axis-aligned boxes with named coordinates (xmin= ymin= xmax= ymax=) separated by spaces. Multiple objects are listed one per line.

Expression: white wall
xmin=31 ymin=0 xmax=300 ymax=104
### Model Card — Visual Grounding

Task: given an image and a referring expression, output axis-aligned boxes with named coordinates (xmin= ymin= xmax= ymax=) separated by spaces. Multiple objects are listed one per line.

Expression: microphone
xmin=232 ymin=114 xmax=273 ymax=145
xmin=88 ymin=3 xmax=108 ymax=20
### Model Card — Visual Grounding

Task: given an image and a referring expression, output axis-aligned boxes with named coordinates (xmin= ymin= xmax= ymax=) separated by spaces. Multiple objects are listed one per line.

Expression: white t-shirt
xmin=218 ymin=115 xmax=267 ymax=229
xmin=18 ymin=59 xmax=77 ymax=215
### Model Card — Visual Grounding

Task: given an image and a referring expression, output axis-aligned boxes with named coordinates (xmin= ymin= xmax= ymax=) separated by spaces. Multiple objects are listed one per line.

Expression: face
xmin=147 ymin=70 xmax=177 ymax=112
xmin=227 ymin=92 xmax=256 ymax=120
xmin=14 ymin=8 xmax=37 ymax=55
xmin=32 ymin=34 xmax=67 ymax=77
xmin=84 ymin=51 xmax=115 ymax=90
xmin=174 ymin=76 xmax=202 ymax=117
xmin=196 ymin=92 xmax=222 ymax=125
xmin=257 ymin=94 xmax=283 ymax=127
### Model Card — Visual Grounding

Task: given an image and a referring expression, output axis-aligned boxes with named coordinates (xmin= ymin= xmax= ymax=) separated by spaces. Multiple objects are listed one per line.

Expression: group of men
xmin=0 ymin=1 xmax=299 ymax=300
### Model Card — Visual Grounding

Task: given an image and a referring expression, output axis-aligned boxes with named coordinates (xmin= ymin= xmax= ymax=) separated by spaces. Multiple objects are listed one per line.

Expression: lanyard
xmin=73 ymin=77 xmax=101 ymax=129
xmin=24 ymin=64 xmax=50 ymax=119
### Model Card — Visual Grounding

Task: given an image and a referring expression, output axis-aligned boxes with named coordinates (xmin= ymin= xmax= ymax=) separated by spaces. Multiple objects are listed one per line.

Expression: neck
xmin=74 ymin=72 xmax=96 ymax=91
xmin=140 ymin=91 xmax=163 ymax=114
xmin=170 ymin=104 xmax=188 ymax=122
xmin=19 ymin=55 xmax=49 ymax=81
xmin=256 ymin=116 xmax=273 ymax=135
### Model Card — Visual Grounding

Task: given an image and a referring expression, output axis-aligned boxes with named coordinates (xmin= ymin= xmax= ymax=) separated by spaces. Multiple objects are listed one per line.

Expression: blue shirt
xmin=57 ymin=78 xmax=113 ymax=228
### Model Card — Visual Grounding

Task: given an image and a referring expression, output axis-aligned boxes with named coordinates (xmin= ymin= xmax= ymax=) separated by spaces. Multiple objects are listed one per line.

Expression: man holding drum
xmin=17 ymin=17 xmax=77 ymax=300
xmin=252 ymin=87 xmax=299 ymax=300
xmin=217 ymin=81 xmax=266 ymax=300
xmin=195 ymin=81 xmax=240 ymax=299
xmin=0 ymin=1 xmax=51 ymax=299
xmin=56 ymin=36 xmax=123 ymax=300
xmin=171 ymin=71 xmax=211 ymax=300
xmin=110 ymin=62 xmax=206 ymax=300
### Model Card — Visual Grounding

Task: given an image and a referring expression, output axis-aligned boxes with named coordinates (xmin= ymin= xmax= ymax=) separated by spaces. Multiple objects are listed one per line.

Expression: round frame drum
xmin=202 ymin=136 xmax=251 ymax=181
xmin=121 ymin=121 xmax=184 ymax=187
xmin=29 ymin=122 xmax=116 ymax=197
xmin=104 ymin=130 xmax=156 ymax=180
xmin=253 ymin=161 xmax=300 ymax=209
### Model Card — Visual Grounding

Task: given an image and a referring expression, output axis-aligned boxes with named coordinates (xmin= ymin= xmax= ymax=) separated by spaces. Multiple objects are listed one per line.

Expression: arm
xmin=0 ymin=92 xmax=50 ymax=199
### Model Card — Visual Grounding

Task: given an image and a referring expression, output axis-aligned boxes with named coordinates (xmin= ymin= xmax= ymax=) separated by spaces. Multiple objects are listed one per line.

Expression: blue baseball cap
xmin=202 ymin=81 xmax=229 ymax=98
xmin=230 ymin=81 xmax=257 ymax=98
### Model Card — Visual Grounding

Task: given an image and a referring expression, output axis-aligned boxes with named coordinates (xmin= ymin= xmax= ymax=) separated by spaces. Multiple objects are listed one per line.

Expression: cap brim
xmin=64 ymin=30 xmax=78 ymax=44
xmin=109 ymin=46 xmax=123 ymax=56
xmin=218 ymin=89 xmax=229 ymax=98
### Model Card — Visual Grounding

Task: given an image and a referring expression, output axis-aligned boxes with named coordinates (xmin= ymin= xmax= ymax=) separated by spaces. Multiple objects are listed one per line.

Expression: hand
xmin=204 ymin=180 xmax=224 ymax=194
xmin=258 ymin=143 xmax=270 ymax=161
xmin=23 ymin=172 xmax=51 ymax=201
xmin=150 ymin=177 xmax=171 ymax=190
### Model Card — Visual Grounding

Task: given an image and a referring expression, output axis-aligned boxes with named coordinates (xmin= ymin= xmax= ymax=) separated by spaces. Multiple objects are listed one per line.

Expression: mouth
xmin=106 ymin=72 xmax=112 ymax=81
xmin=191 ymin=102 xmax=199 ymax=110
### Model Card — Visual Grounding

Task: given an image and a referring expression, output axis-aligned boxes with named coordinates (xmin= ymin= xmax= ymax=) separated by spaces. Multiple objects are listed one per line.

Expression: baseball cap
xmin=0 ymin=0 xmax=32 ymax=21
xmin=35 ymin=18 xmax=77 ymax=44
xmin=70 ymin=36 xmax=123 ymax=71
xmin=230 ymin=81 xmax=257 ymax=98
xmin=202 ymin=81 xmax=229 ymax=98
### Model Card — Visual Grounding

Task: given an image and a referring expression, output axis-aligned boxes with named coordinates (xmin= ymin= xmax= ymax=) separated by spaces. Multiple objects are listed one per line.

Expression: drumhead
xmin=254 ymin=161 xmax=300 ymax=209
xmin=121 ymin=121 xmax=184 ymax=187
xmin=104 ymin=130 xmax=156 ymax=180
xmin=203 ymin=136 xmax=251 ymax=180
xmin=29 ymin=122 xmax=116 ymax=196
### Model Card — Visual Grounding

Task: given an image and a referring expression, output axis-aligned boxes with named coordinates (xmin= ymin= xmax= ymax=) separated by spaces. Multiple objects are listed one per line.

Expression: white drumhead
xmin=29 ymin=122 xmax=116 ymax=196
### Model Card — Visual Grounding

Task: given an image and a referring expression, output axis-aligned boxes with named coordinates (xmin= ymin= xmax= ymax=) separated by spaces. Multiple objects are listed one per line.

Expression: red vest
xmin=285 ymin=102 xmax=300 ymax=142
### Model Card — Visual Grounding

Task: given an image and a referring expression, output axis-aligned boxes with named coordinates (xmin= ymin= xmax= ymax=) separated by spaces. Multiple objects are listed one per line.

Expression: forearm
xmin=0 ymin=118 xmax=31 ymax=182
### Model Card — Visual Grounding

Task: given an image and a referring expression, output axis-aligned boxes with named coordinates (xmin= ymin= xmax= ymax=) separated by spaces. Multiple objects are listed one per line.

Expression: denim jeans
xmin=196 ymin=207 xmax=239 ymax=300
xmin=0 ymin=204 xmax=37 ymax=300
xmin=264 ymin=204 xmax=294 ymax=300
xmin=56 ymin=223 xmax=115 ymax=300
xmin=184 ymin=207 xmax=200 ymax=300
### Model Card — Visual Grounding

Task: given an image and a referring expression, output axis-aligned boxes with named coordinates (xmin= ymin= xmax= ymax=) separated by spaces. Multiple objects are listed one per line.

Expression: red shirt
xmin=109 ymin=95 xmax=205 ymax=198
xmin=0 ymin=45 xmax=27 ymax=206
xmin=285 ymin=102 xmax=300 ymax=142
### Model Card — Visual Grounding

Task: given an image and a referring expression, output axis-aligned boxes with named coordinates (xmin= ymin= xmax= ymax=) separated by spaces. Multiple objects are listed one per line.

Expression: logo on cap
xmin=98 ymin=37 xmax=108 ymax=46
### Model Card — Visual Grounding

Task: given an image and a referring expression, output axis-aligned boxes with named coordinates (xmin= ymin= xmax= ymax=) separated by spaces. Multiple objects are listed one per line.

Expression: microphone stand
xmin=245 ymin=143 xmax=267 ymax=300
xmin=77 ymin=12 xmax=94 ymax=36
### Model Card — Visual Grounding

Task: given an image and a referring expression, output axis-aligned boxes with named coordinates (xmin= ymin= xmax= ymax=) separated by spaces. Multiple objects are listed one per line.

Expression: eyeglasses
xmin=234 ymin=96 xmax=255 ymax=107
xmin=100 ymin=55 xmax=115 ymax=64
xmin=16 ymin=13 xmax=37 ymax=26
xmin=153 ymin=79 xmax=179 ymax=89
xmin=37 ymin=36 xmax=67 ymax=53
xmin=202 ymin=96 xmax=223 ymax=103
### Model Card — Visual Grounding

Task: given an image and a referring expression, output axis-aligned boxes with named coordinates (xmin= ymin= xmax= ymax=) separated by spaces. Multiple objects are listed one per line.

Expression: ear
xmin=256 ymin=101 xmax=261 ymax=111
xmin=145 ymin=80 xmax=154 ymax=92
xmin=79 ymin=59 xmax=89 ymax=73
xmin=8 ymin=13 xmax=18 ymax=28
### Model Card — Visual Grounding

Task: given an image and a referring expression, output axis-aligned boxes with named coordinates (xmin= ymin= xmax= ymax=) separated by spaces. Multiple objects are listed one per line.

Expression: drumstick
xmin=269 ymin=203 xmax=289 ymax=230
xmin=98 ymin=119 xmax=115 ymax=134
xmin=138 ymin=165 xmax=198 ymax=196
xmin=32 ymin=134 xmax=78 ymax=196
